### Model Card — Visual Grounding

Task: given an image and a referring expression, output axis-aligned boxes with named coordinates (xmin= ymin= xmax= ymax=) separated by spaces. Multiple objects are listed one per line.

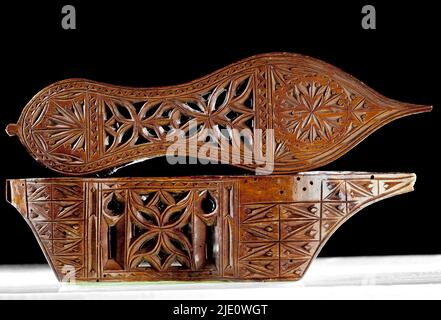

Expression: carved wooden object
xmin=6 ymin=53 xmax=431 ymax=175
xmin=6 ymin=172 xmax=415 ymax=282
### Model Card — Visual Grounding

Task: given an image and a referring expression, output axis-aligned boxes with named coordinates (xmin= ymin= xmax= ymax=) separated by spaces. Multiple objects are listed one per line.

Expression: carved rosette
xmin=6 ymin=172 xmax=415 ymax=282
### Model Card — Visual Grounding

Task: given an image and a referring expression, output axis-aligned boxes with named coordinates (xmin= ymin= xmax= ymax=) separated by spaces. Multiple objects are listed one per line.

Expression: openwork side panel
xmin=96 ymin=180 xmax=228 ymax=281
xmin=6 ymin=173 xmax=415 ymax=282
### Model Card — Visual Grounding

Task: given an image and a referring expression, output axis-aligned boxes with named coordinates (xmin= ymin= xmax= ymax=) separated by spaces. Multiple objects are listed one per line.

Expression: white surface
xmin=1 ymin=255 xmax=440 ymax=300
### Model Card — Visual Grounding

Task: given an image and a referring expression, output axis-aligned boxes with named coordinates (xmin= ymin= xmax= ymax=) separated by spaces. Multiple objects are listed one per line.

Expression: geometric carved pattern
xmin=7 ymin=53 xmax=431 ymax=175
xmin=100 ymin=185 xmax=220 ymax=279
xmin=277 ymin=74 xmax=349 ymax=147
xmin=237 ymin=173 xmax=417 ymax=280
xmin=127 ymin=189 xmax=197 ymax=271
xmin=100 ymin=74 xmax=254 ymax=155
xmin=25 ymin=182 xmax=85 ymax=278
xmin=239 ymin=202 xmax=320 ymax=280
xmin=6 ymin=172 xmax=416 ymax=282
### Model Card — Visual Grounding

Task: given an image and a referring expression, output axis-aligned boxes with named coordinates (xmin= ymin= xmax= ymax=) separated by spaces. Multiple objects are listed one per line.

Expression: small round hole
xmin=302 ymin=187 xmax=307 ymax=191
xmin=280 ymin=190 xmax=284 ymax=195
xmin=296 ymin=177 xmax=301 ymax=181
xmin=201 ymin=192 xmax=217 ymax=213
xmin=370 ymin=175 xmax=375 ymax=179
xmin=289 ymin=259 xmax=293 ymax=263
xmin=309 ymin=181 xmax=313 ymax=185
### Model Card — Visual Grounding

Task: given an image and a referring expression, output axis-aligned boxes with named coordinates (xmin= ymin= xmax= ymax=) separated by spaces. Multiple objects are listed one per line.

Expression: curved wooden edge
xmin=7 ymin=53 xmax=432 ymax=175
xmin=5 ymin=123 xmax=18 ymax=137
xmin=5 ymin=179 xmax=27 ymax=217
xmin=5 ymin=179 xmax=63 ymax=281
xmin=297 ymin=173 xmax=416 ymax=281
xmin=269 ymin=106 xmax=432 ymax=174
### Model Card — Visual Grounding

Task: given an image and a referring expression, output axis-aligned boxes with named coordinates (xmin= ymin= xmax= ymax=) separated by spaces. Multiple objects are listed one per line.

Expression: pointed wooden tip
xmin=404 ymin=104 xmax=432 ymax=114
xmin=405 ymin=173 xmax=417 ymax=192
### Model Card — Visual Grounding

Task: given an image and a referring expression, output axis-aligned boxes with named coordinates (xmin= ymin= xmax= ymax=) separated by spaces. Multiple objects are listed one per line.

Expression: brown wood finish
xmin=6 ymin=53 xmax=431 ymax=175
xmin=6 ymin=172 xmax=415 ymax=282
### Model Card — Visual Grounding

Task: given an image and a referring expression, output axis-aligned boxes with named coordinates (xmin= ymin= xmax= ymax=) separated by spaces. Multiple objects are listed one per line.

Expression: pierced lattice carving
xmin=6 ymin=53 xmax=431 ymax=174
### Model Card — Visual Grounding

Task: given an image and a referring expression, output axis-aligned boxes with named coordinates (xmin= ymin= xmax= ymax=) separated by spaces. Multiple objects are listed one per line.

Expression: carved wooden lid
xmin=6 ymin=172 xmax=415 ymax=281
xmin=6 ymin=53 xmax=431 ymax=175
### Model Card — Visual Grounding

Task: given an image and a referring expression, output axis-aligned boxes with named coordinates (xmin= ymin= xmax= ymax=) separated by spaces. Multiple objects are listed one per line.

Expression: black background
xmin=0 ymin=1 xmax=439 ymax=265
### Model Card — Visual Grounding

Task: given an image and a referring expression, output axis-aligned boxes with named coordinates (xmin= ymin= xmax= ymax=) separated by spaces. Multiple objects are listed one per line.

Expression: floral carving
xmin=8 ymin=173 xmax=416 ymax=281
xmin=101 ymin=74 xmax=255 ymax=153
xmin=10 ymin=53 xmax=430 ymax=174
xmin=127 ymin=190 xmax=194 ymax=271
xmin=31 ymin=96 xmax=88 ymax=164
xmin=47 ymin=101 xmax=86 ymax=151
xmin=277 ymin=75 xmax=348 ymax=149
